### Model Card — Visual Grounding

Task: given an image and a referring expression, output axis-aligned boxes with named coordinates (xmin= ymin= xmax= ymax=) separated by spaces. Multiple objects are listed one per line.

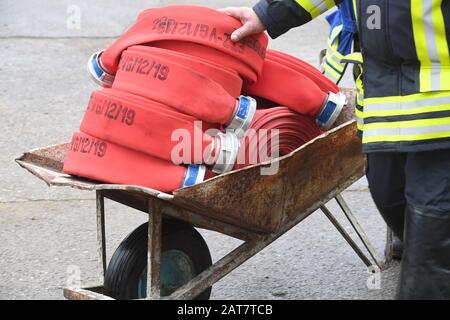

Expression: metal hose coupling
xmin=181 ymin=164 xmax=207 ymax=188
xmin=87 ymin=50 xmax=115 ymax=88
xmin=210 ymin=131 xmax=240 ymax=175
xmin=316 ymin=91 xmax=347 ymax=130
xmin=226 ymin=95 xmax=257 ymax=139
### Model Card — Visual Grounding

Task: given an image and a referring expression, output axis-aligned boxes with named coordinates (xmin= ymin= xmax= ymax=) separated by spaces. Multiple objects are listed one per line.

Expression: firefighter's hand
xmin=218 ymin=7 xmax=266 ymax=42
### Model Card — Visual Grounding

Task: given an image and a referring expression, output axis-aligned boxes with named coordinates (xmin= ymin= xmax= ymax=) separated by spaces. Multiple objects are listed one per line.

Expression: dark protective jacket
xmin=254 ymin=0 xmax=450 ymax=153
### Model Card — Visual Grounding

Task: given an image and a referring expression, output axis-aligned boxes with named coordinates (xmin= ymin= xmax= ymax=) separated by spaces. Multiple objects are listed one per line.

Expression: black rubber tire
xmin=104 ymin=219 xmax=212 ymax=300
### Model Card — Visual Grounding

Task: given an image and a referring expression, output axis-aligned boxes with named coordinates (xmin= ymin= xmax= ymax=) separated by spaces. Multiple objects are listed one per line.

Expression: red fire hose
xmin=94 ymin=5 xmax=268 ymax=84
xmin=243 ymin=49 xmax=346 ymax=130
xmin=112 ymin=45 xmax=249 ymax=126
xmin=133 ymin=46 xmax=243 ymax=97
xmin=266 ymin=49 xmax=338 ymax=93
xmin=244 ymin=56 xmax=329 ymax=117
xmin=234 ymin=107 xmax=324 ymax=169
xmin=63 ymin=132 xmax=212 ymax=192
xmin=80 ymin=88 xmax=219 ymax=164
xmin=65 ymin=6 xmax=346 ymax=192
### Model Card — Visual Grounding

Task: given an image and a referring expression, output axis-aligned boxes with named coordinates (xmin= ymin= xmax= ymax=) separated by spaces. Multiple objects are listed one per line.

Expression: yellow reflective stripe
xmin=355 ymin=108 xmax=364 ymax=120
xmin=342 ymin=52 xmax=363 ymax=64
xmin=363 ymin=131 xmax=450 ymax=143
xmin=357 ymin=96 xmax=364 ymax=106
xmin=324 ymin=24 xmax=344 ymax=74
xmin=323 ymin=63 xmax=341 ymax=80
xmin=329 ymin=24 xmax=343 ymax=42
xmin=325 ymin=52 xmax=345 ymax=71
xmin=362 ymin=92 xmax=450 ymax=117
xmin=363 ymin=117 xmax=450 ymax=130
xmin=327 ymin=24 xmax=343 ymax=49
xmin=356 ymin=76 xmax=364 ymax=105
xmin=361 ymin=116 xmax=450 ymax=143
xmin=295 ymin=0 xmax=335 ymax=18
xmin=323 ymin=73 xmax=340 ymax=82
xmin=352 ymin=0 xmax=358 ymax=20
xmin=331 ymin=44 xmax=345 ymax=61
xmin=323 ymin=69 xmax=341 ymax=83
xmin=324 ymin=0 xmax=335 ymax=10
xmin=361 ymin=103 xmax=450 ymax=118
xmin=327 ymin=40 xmax=345 ymax=60
xmin=411 ymin=0 xmax=450 ymax=91
xmin=411 ymin=0 xmax=431 ymax=91
xmin=364 ymin=90 xmax=450 ymax=105
xmin=431 ymin=0 xmax=450 ymax=86
xmin=322 ymin=23 xmax=346 ymax=83
xmin=295 ymin=0 xmax=321 ymax=18
xmin=441 ymin=69 xmax=450 ymax=91
xmin=356 ymin=122 xmax=364 ymax=130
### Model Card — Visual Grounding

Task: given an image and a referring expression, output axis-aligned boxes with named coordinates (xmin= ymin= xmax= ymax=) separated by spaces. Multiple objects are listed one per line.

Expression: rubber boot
xmin=397 ymin=204 xmax=450 ymax=300
xmin=391 ymin=234 xmax=403 ymax=260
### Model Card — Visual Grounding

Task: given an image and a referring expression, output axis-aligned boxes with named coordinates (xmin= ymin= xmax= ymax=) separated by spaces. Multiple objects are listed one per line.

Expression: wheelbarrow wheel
xmin=104 ymin=219 xmax=212 ymax=300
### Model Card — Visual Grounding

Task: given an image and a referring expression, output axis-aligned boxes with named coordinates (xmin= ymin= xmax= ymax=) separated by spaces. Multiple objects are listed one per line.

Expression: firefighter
xmin=219 ymin=0 xmax=450 ymax=300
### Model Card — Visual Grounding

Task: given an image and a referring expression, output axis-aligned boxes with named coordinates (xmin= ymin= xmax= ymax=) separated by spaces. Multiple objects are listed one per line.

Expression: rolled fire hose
xmin=63 ymin=132 xmax=213 ymax=192
xmin=266 ymin=49 xmax=338 ymax=93
xmin=127 ymin=45 xmax=243 ymax=97
xmin=88 ymin=5 xmax=268 ymax=85
xmin=112 ymin=46 xmax=257 ymax=137
xmin=75 ymin=6 xmax=344 ymax=191
xmin=244 ymin=50 xmax=346 ymax=130
xmin=234 ymin=107 xmax=324 ymax=170
xmin=80 ymin=89 xmax=240 ymax=173
xmin=151 ymin=40 xmax=261 ymax=84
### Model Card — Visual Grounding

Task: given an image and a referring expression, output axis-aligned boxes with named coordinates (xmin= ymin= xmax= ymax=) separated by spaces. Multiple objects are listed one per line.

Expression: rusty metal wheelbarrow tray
xmin=16 ymin=90 xmax=392 ymax=300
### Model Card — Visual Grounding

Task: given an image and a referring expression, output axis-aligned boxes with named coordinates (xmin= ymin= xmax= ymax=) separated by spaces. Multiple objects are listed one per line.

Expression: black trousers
xmin=366 ymin=150 xmax=450 ymax=299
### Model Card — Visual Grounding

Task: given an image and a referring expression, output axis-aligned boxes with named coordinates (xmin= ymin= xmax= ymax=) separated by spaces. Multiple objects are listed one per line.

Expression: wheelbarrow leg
xmin=146 ymin=198 xmax=162 ymax=300
xmin=384 ymin=227 xmax=394 ymax=265
xmin=96 ymin=190 xmax=107 ymax=280
xmin=334 ymin=194 xmax=387 ymax=269
xmin=320 ymin=204 xmax=373 ymax=268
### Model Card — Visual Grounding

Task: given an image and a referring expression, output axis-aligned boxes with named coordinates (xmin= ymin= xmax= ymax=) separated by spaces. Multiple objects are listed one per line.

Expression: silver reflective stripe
xmin=363 ymin=123 xmax=450 ymax=137
xmin=311 ymin=0 xmax=331 ymax=13
xmin=356 ymin=87 xmax=364 ymax=102
xmin=323 ymin=69 xmax=340 ymax=82
xmin=423 ymin=0 xmax=441 ymax=91
xmin=355 ymin=116 xmax=364 ymax=125
xmin=430 ymin=66 xmax=441 ymax=91
xmin=365 ymin=96 xmax=450 ymax=112
xmin=326 ymin=50 xmax=343 ymax=68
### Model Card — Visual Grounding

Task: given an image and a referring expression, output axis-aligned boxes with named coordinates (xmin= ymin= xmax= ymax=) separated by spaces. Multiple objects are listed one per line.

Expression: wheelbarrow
xmin=16 ymin=89 xmax=393 ymax=300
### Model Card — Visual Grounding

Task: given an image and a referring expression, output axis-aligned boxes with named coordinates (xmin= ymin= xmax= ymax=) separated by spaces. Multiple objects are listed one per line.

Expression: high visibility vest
xmin=320 ymin=0 xmax=356 ymax=84
xmin=301 ymin=0 xmax=450 ymax=152
xmin=319 ymin=0 xmax=365 ymax=136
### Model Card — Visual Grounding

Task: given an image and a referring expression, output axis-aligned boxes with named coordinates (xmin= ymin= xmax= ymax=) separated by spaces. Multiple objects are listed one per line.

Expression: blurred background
xmin=0 ymin=0 xmax=398 ymax=300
